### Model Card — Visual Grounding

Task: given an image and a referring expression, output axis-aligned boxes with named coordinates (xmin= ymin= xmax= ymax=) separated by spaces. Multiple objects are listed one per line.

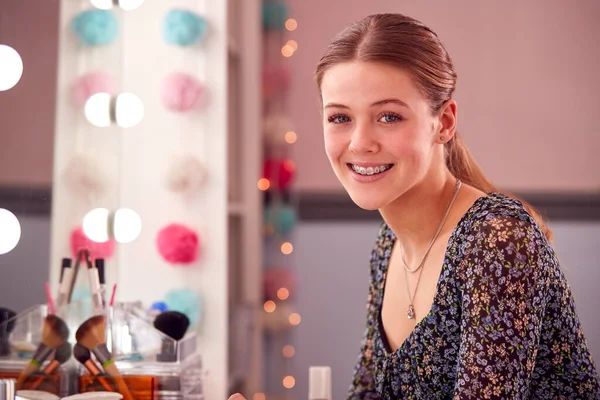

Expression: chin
xmin=346 ymin=189 xmax=390 ymax=211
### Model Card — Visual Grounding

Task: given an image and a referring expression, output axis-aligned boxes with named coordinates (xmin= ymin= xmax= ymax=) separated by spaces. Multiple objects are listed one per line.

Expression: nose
xmin=348 ymin=123 xmax=379 ymax=154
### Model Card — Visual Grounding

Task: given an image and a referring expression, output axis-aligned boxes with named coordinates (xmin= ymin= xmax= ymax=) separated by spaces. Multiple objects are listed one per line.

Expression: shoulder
xmin=454 ymin=193 xmax=555 ymax=288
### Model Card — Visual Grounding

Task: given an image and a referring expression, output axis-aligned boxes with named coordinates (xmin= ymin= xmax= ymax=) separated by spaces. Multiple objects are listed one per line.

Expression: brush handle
xmin=92 ymin=345 xmax=134 ymax=400
xmin=16 ymin=361 xmax=43 ymax=389
xmin=102 ymin=362 xmax=134 ymax=400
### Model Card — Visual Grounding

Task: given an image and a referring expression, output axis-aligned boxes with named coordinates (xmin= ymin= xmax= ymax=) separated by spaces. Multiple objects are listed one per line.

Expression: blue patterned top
xmin=348 ymin=193 xmax=600 ymax=399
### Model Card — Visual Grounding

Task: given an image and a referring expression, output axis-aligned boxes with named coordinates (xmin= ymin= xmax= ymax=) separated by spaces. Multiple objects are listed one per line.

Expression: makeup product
xmin=75 ymin=316 xmax=133 ymax=400
xmin=44 ymin=284 xmax=55 ymax=315
xmin=17 ymin=315 xmax=69 ymax=388
xmin=16 ymin=390 xmax=60 ymax=400
xmin=55 ymin=259 xmax=73 ymax=308
xmin=26 ymin=342 xmax=72 ymax=391
xmin=0 ymin=379 xmax=16 ymax=400
xmin=309 ymin=366 xmax=332 ymax=400
xmin=86 ymin=258 xmax=103 ymax=315
xmin=152 ymin=311 xmax=190 ymax=362
xmin=68 ymin=250 xmax=89 ymax=304
xmin=0 ymin=308 xmax=17 ymax=356
xmin=73 ymin=344 xmax=116 ymax=393
xmin=95 ymin=259 xmax=106 ymax=309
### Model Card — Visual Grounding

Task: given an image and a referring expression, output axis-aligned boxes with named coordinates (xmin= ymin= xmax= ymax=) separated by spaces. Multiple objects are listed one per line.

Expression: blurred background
xmin=0 ymin=0 xmax=599 ymax=399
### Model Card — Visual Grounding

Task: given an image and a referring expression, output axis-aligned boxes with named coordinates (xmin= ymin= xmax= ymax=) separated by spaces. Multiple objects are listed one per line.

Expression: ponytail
xmin=446 ymin=132 xmax=553 ymax=242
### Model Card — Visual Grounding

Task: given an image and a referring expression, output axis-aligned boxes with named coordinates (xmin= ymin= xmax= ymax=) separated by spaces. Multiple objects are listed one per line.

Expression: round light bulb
xmin=82 ymin=208 xmax=110 ymax=243
xmin=84 ymin=92 xmax=111 ymax=127
xmin=0 ymin=209 xmax=21 ymax=255
xmin=119 ymin=0 xmax=144 ymax=10
xmin=0 ymin=45 xmax=24 ymax=91
xmin=116 ymin=92 xmax=144 ymax=128
xmin=113 ymin=208 xmax=142 ymax=243
xmin=90 ymin=0 xmax=113 ymax=9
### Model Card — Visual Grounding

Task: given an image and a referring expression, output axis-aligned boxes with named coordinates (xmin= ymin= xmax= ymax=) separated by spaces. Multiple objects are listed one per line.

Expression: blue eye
xmin=379 ymin=113 xmax=402 ymax=124
xmin=327 ymin=114 xmax=350 ymax=124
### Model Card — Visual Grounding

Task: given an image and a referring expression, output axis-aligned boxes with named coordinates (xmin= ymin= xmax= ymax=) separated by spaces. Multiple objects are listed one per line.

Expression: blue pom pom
xmin=262 ymin=2 xmax=288 ymax=30
xmin=162 ymin=9 xmax=208 ymax=46
xmin=71 ymin=10 xmax=118 ymax=46
xmin=264 ymin=204 xmax=297 ymax=235
xmin=164 ymin=288 xmax=203 ymax=326
xmin=150 ymin=301 xmax=169 ymax=312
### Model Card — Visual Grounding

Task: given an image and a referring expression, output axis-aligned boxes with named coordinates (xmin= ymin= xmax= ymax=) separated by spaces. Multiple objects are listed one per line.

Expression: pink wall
xmin=0 ymin=0 xmax=59 ymax=187
xmin=286 ymin=0 xmax=600 ymax=193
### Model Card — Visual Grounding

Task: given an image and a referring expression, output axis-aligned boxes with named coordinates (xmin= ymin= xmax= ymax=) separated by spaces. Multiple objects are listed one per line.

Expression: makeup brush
xmin=73 ymin=343 xmax=116 ymax=392
xmin=153 ymin=311 xmax=190 ymax=362
xmin=95 ymin=259 xmax=106 ymax=309
xmin=86 ymin=256 xmax=103 ymax=315
xmin=55 ymin=258 xmax=73 ymax=308
xmin=26 ymin=342 xmax=72 ymax=391
xmin=17 ymin=315 xmax=69 ymax=388
xmin=0 ymin=307 xmax=17 ymax=356
xmin=75 ymin=315 xmax=133 ymax=400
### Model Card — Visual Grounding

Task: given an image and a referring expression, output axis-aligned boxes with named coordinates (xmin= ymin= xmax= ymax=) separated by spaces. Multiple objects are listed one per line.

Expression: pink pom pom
xmin=70 ymin=226 xmax=116 ymax=260
xmin=156 ymin=223 xmax=200 ymax=265
xmin=263 ymin=267 xmax=297 ymax=301
xmin=71 ymin=72 xmax=115 ymax=108
xmin=160 ymin=73 xmax=205 ymax=112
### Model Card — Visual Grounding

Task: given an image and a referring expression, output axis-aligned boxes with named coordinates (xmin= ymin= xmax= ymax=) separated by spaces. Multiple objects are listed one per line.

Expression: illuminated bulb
xmin=281 ymin=242 xmax=293 ymax=255
xmin=257 ymin=178 xmax=270 ymax=191
xmin=264 ymin=300 xmax=276 ymax=313
xmin=90 ymin=0 xmax=113 ymax=9
xmin=252 ymin=394 xmax=266 ymax=400
xmin=113 ymin=208 xmax=142 ymax=243
xmin=116 ymin=92 xmax=144 ymax=128
xmin=289 ymin=312 xmax=301 ymax=325
xmin=286 ymin=40 xmax=298 ymax=51
xmin=283 ymin=345 xmax=295 ymax=358
xmin=84 ymin=93 xmax=111 ymax=127
xmin=283 ymin=376 xmax=295 ymax=389
xmin=0 ymin=209 xmax=21 ymax=255
xmin=82 ymin=208 xmax=110 ymax=243
xmin=284 ymin=131 xmax=297 ymax=144
xmin=277 ymin=287 xmax=290 ymax=300
xmin=0 ymin=45 xmax=23 ymax=91
xmin=281 ymin=45 xmax=294 ymax=57
xmin=285 ymin=18 xmax=298 ymax=31
xmin=119 ymin=0 xmax=144 ymax=10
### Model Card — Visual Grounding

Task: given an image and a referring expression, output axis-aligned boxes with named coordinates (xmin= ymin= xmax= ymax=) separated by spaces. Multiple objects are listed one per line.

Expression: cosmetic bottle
xmin=308 ymin=366 xmax=331 ymax=400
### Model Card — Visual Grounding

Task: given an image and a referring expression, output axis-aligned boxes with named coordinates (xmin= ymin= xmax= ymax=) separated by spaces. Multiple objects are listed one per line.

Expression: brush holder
xmin=0 ymin=305 xmax=71 ymax=397
xmin=76 ymin=303 xmax=205 ymax=400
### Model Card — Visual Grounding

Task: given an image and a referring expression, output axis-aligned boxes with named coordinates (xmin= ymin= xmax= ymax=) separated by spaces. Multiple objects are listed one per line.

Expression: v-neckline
xmin=376 ymin=193 xmax=494 ymax=356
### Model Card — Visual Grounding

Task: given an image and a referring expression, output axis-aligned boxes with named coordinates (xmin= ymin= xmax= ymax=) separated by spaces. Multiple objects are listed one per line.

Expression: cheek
xmin=323 ymin=132 xmax=344 ymax=162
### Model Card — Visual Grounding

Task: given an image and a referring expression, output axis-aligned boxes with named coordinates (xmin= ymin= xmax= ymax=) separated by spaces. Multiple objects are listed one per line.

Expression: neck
xmin=379 ymin=172 xmax=460 ymax=262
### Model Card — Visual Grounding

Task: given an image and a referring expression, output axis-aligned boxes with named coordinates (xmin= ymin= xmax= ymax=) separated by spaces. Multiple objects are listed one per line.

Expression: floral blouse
xmin=348 ymin=193 xmax=600 ymax=399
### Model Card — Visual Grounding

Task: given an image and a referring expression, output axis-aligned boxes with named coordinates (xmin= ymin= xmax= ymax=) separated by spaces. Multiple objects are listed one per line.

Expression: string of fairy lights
xmin=256 ymin=1 xmax=300 ymax=399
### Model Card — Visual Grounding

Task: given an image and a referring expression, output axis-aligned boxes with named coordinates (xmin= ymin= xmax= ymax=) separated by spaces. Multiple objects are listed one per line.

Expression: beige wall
xmin=286 ymin=0 xmax=600 ymax=193
xmin=0 ymin=0 xmax=59 ymax=187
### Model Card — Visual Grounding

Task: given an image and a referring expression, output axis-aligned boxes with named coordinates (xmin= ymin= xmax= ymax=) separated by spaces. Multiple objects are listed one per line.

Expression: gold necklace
xmin=403 ymin=180 xmax=462 ymax=320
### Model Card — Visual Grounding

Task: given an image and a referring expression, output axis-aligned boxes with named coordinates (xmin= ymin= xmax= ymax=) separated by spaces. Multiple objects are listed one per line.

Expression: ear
xmin=434 ymin=99 xmax=457 ymax=144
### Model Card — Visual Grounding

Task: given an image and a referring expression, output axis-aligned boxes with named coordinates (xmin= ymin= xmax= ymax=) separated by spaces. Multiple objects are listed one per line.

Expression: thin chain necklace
xmin=403 ymin=180 xmax=462 ymax=320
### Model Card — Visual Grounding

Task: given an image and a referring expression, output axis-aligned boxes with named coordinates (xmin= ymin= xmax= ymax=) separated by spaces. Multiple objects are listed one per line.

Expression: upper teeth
xmin=351 ymin=164 xmax=390 ymax=175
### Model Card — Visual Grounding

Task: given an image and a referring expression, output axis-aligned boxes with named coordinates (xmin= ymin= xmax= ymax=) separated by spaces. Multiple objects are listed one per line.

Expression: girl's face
xmin=320 ymin=61 xmax=451 ymax=210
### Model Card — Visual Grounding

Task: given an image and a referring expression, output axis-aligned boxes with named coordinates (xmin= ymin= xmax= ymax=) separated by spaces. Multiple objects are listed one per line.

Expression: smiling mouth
xmin=347 ymin=163 xmax=394 ymax=176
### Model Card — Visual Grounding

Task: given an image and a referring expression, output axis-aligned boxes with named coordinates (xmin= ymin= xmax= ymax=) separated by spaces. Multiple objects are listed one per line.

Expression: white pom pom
xmin=63 ymin=154 xmax=110 ymax=197
xmin=165 ymin=154 xmax=208 ymax=194
xmin=263 ymin=114 xmax=293 ymax=146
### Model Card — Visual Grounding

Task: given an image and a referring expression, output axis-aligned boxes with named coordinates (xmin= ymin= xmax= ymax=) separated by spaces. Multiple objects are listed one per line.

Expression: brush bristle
xmin=42 ymin=315 xmax=70 ymax=349
xmin=0 ymin=307 xmax=17 ymax=334
xmin=153 ymin=311 xmax=190 ymax=341
xmin=73 ymin=343 xmax=91 ymax=364
xmin=54 ymin=342 xmax=72 ymax=363
xmin=75 ymin=315 xmax=106 ymax=350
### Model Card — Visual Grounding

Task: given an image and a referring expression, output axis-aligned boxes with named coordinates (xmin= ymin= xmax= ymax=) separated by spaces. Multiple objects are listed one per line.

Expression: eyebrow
xmin=323 ymin=98 xmax=410 ymax=110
